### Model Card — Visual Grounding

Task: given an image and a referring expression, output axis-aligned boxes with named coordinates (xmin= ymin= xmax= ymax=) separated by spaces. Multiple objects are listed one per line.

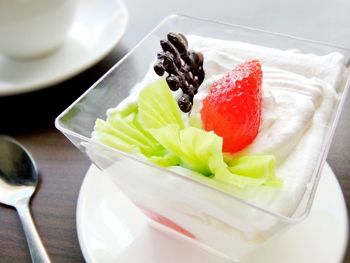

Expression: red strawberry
xmin=201 ymin=60 xmax=262 ymax=153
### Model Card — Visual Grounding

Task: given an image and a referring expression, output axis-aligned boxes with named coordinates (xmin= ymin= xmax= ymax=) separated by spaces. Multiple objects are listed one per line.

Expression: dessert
xmin=89 ymin=32 xmax=346 ymax=259
xmin=92 ymin=32 xmax=344 ymax=206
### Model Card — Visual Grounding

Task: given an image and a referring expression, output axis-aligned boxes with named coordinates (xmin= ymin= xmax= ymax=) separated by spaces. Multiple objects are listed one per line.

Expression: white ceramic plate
xmin=0 ymin=0 xmax=128 ymax=96
xmin=77 ymin=163 xmax=348 ymax=263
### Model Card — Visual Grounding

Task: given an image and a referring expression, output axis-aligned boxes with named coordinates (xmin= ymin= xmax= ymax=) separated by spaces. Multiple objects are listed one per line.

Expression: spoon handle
xmin=16 ymin=200 xmax=51 ymax=263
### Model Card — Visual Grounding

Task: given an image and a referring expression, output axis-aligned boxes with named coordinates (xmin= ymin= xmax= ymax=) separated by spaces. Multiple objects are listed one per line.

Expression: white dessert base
xmin=76 ymin=163 xmax=348 ymax=263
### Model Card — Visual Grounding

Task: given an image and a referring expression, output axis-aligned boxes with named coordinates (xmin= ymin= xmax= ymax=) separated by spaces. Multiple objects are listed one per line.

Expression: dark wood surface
xmin=1 ymin=1 xmax=350 ymax=262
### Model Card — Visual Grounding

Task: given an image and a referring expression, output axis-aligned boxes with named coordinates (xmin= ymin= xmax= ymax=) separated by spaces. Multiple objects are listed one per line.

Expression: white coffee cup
xmin=0 ymin=0 xmax=77 ymax=59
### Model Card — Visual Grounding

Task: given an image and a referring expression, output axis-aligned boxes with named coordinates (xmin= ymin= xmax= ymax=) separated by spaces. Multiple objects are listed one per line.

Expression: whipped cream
xmin=113 ymin=35 xmax=345 ymax=216
xmin=187 ymin=35 xmax=344 ymax=215
xmin=189 ymin=36 xmax=342 ymax=162
xmin=96 ymin=35 xmax=346 ymax=260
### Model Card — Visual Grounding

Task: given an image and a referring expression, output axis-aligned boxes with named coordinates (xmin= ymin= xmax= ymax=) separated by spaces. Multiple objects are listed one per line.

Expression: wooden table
xmin=1 ymin=1 xmax=350 ymax=262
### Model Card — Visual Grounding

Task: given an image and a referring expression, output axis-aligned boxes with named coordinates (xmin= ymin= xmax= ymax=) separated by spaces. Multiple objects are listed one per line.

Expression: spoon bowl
xmin=0 ymin=135 xmax=51 ymax=263
xmin=0 ymin=136 xmax=37 ymax=205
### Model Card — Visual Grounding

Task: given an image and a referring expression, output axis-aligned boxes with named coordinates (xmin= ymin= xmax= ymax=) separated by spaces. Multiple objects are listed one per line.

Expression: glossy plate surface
xmin=0 ymin=0 xmax=128 ymax=96
xmin=77 ymin=163 xmax=348 ymax=263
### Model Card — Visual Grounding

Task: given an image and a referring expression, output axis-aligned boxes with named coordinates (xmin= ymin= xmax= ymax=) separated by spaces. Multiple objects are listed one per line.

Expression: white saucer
xmin=0 ymin=0 xmax=128 ymax=96
xmin=77 ymin=163 xmax=348 ymax=263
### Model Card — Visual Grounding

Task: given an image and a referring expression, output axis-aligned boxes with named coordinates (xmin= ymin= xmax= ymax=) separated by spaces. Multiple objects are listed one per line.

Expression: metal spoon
xmin=0 ymin=136 xmax=51 ymax=263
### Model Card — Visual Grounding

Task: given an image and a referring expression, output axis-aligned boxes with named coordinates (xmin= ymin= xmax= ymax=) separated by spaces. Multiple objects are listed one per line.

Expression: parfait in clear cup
xmin=56 ymin=15 xmax=350 ymax=261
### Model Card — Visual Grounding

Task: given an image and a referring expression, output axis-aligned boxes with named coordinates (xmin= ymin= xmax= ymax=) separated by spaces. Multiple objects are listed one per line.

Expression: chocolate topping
xmin=153 ymin=32 xmax=205 ymax=112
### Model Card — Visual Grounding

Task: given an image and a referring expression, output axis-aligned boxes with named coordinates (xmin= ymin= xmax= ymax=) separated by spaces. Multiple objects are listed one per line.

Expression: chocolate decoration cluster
xmin=153 ymin=32 xmax=205 ymax=112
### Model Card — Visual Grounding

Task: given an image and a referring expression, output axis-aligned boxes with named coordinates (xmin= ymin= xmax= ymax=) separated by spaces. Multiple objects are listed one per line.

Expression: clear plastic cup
xmin=55 ymin=15 xmax=350 ymax=261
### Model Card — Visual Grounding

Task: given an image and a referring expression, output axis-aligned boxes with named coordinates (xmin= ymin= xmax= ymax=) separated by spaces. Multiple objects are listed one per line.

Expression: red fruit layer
xmin=138 ymin=205 xmax=195 ymax=239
